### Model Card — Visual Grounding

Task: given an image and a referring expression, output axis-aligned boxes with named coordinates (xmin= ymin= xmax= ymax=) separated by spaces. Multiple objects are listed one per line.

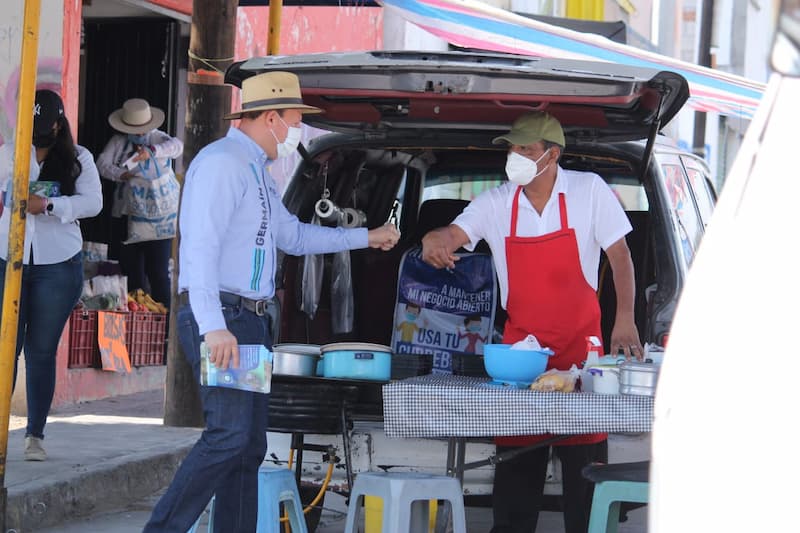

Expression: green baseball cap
xmin=492 ymin=111 xmax=565 ymax=147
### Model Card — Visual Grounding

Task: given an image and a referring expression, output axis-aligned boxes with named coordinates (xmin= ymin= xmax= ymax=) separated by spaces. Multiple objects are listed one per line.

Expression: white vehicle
xmin=651 ymin=2 xmax=800 ymax=531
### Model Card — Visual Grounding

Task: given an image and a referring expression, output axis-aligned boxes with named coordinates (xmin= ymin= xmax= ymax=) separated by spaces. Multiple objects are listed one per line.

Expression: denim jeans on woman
xmin=0 ymin=252 xmax=83 ymax=439
xmin=143 ymin=302 xmax=272 ymax=533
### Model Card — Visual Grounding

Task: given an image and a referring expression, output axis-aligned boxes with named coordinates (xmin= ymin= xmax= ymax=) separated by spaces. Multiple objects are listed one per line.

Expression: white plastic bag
xmin=331 ymin=250 xmax=354 ymax=334
xmin=300 ymin=216 xmax=324 ymax=319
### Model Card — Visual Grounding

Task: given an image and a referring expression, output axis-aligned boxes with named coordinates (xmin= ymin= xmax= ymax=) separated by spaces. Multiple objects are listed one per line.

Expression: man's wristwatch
xmin=45 ymin=197 xmax=54 ymax=215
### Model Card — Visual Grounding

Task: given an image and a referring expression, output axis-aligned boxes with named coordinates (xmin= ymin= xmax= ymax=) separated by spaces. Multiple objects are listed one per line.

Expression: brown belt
xmin=177 ymin=291 xmax=276 ymax=317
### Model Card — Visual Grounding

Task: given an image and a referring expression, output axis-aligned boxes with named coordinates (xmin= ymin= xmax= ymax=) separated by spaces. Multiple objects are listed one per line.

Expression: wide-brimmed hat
xmin=492 ymin=111 xmax=565 ymax=147
xmin=224 ymin=71 xmax=322 ymax=120
xmin=108 ymin=98 xmax=165 ymax=134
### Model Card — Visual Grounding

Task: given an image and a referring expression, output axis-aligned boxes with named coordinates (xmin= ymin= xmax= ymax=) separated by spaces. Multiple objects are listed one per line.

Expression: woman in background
xmin=0 ymin=89 xmax=102 ymax=461
xmin=96 ymin=98 xmax=183 ymax=310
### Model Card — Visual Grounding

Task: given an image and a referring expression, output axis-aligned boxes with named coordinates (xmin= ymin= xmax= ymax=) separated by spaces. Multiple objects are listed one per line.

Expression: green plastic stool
xmin=583 ymin=461 xmax=649 ymax=533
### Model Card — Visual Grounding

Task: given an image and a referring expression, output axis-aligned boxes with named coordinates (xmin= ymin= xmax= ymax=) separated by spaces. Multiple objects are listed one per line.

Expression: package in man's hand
xmin=200 ymin=342 xmax=273 ymax=394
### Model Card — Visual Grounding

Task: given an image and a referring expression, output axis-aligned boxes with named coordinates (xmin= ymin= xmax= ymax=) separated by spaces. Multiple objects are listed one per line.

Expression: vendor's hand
xmin=368 ymin=223 xmax=400 ymax=251
xmin=610 ymin=320 xmax=644 ymax=361
xmin=26 ymin=194 xmax=47 ymax=215
xmin=204 ymin=329 xmax=239 ymax=370
xmin=132 ymin=146 xmax=153 ymax=163
xmin=421 ymin=228 xmax=460 ymax=269
xmin=120 ymin=171 xmax=136 ymax=181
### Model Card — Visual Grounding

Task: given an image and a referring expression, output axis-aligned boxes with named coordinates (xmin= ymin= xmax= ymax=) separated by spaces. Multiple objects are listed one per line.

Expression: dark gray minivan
xmin=224 ymin=50 xmax=716 ymax=522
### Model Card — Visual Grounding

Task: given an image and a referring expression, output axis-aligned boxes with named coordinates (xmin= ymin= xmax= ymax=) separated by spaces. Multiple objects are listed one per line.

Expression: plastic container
xmin=320 ymin=342 xmax=392 ymax=381
xmin=482 ymin=343 xmax=553 ymax=385
xmin=127 ymin=311 xmax=166 ymax=366
xmin=586 ymin=365 xmax=620 ymax=394
xmin=68 ymin=308 xmax=99 ymax=368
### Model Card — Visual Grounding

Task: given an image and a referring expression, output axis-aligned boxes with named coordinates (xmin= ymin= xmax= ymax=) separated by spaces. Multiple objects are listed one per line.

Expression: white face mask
xmin=271 ymin=117 xmax=302 ymax=159
xmin=505 ymin=149 xmax=551 ymax=186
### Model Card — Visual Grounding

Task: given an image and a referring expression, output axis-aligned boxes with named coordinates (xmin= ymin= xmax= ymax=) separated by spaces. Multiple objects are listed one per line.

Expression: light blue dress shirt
xmin=178 ymin=127 xmax=368 ymax=334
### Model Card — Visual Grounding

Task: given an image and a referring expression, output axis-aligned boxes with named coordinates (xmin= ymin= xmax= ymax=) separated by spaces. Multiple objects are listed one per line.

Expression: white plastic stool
xmin=344 ymin=472 xmax=467 ymax=533
xmin=186 ymin=467 xmax=307 ymax=533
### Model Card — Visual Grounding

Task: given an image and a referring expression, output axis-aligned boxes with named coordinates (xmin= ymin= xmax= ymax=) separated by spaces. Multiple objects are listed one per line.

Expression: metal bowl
xmin=271 ymin=344 xmax=321 ymax=377
xmin=619 ymin=361 xmax=660 ymax=396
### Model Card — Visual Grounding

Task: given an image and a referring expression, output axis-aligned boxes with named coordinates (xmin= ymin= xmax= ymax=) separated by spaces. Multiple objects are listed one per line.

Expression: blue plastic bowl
xmin=483 ymin=343 xmax=553 ymax=385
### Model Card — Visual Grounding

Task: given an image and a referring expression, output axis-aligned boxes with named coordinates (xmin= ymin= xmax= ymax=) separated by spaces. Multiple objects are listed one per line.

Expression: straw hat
xmin=108 ymin=98 xmax=165 ymax=134
xmin=224 ymin=71 xmax=322 ymax=120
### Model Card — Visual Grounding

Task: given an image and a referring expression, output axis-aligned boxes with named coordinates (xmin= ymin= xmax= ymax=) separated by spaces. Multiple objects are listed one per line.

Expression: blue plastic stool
xmin=582 ymin=461 xmax=650 ymax=533
xmin=186 ymin=467 xmax=307 ymax=533
xmin=344 ymin=472 xmax=467 ymax=533
xmin=255 ymin=466 xmax=309 ymax=533
xmin=187 ymin=496 xmax=215 ymax=533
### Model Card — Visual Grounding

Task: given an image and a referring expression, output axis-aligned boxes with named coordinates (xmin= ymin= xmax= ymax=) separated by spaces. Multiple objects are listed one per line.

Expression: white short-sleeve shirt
xmin=453 ymin=166 xmax=632 ymax=308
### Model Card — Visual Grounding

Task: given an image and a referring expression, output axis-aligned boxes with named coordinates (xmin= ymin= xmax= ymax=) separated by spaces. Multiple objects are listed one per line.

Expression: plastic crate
xmin=451 ymin=353 xmax=489 ymax=378
xmin=68 ymin=309 xmax=99 ymax=368
xmin=127 ymin=311 xmax=167 ymax=366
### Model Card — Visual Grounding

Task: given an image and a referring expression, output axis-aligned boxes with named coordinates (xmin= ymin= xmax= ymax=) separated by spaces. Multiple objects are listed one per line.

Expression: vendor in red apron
xmin=421 ymin=111 xmax=644 ymax=533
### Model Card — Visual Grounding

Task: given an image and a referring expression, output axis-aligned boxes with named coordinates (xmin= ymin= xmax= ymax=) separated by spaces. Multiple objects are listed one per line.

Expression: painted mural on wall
xmin=0 ymin=0 xmax=64 ymax=147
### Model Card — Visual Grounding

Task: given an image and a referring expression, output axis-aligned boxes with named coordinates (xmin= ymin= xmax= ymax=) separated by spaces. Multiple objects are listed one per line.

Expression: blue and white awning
xmin=379 ymin=0 xmax=765 ymax=119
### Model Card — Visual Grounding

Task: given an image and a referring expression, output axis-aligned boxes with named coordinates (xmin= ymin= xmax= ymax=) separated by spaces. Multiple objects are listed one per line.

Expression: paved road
xmin=37 ymin=488 xmax=647 ymax=532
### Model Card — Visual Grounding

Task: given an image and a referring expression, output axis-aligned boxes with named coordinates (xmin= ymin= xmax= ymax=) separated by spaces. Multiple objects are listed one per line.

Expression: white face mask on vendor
xmin=271 ymin=117 xmax=302 ymax=159
xmin=505 ymin=149 xmax=551 ymax=186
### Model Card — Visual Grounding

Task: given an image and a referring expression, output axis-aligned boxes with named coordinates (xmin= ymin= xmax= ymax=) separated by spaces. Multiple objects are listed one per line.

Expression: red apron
xmin=496 ymin=189 xmax=606 ymax=447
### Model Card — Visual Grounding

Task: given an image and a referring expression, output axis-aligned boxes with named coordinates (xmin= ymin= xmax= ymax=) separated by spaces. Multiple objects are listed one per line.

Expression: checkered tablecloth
xmin=382 ymin=374 xmax=653 ymax=438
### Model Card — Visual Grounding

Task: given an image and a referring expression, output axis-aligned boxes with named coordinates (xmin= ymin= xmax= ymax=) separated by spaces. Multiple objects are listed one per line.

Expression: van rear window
xmin=423 ymin=172 xmax=505 ymax=202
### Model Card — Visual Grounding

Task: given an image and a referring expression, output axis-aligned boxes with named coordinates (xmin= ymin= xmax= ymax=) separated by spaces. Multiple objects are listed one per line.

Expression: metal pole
xmin=0 ymin=0 xmax=41 ymax=527
xmin=268 ymin=0 xmax=283 ymax=55
xmin=693 ymin=0 xmax=715 ymax=158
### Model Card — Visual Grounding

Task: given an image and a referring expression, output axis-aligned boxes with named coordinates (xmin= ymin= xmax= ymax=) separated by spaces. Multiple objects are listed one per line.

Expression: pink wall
xmin=63 ymin=0 xmax=81 ymax=138
xmin=236 ymin=6 xmax=383 ymax=57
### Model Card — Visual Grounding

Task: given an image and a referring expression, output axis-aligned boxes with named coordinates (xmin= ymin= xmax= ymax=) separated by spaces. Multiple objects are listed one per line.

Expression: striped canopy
xmin=379 ymin=0 xmax=765 ymax=119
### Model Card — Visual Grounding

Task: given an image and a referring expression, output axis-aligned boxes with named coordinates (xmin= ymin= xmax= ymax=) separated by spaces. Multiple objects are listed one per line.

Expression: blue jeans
xmin=0 ymin=252 xmax=83 ymax=439
xmin=144 ymin=302 xmax=272 ymax=533
xmin=112 ymin=216 xmax=173 ymax=309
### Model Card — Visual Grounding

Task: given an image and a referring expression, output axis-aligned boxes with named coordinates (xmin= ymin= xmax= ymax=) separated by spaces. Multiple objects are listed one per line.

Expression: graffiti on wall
xmin=0 ymin=58 xmax=63 ymax=147
xmin=1 ymin=0 xmax=65 ymax=147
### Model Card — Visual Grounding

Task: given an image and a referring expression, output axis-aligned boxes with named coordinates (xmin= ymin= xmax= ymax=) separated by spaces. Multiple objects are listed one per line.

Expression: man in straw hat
xmin=144 ymin=72 xmax=400 ymax=532
xmin=421 ymin=111 xmax=642 ymax=533
xmin=97 ymin=98 xmax=184 ymax=311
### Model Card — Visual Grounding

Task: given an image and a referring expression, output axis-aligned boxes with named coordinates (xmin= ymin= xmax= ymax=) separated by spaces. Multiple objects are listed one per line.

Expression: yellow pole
xmin=268 ymin=0 xmax=283 ymax=55
xmin=0 ymin=0 xmax=41 ymax=526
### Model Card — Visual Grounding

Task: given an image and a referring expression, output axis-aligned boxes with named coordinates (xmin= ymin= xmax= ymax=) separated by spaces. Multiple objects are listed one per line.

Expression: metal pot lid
xmin=272 ymin=343 xmax=322 ymax=356
xmin=321 ymin=342 xmax=392 ymax=354
xmin=620 ymin=361 xmax=660 ymax=373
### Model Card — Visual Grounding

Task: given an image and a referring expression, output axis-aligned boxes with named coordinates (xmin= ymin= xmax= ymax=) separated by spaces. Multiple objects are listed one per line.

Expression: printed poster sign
xmin=97 ymin=312 xmax=131 ymax=373
xmin=392 ymin=248 xmax=496 ymax=373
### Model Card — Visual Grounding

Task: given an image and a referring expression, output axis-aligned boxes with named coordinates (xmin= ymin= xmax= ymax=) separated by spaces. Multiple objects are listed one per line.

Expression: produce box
xmin=68 ymin=309 xmax=100 ymax=368
xmin=127 ymin=311 xmax=167 ymax=366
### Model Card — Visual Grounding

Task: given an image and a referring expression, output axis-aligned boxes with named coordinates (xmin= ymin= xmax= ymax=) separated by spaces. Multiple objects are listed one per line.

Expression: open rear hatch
xmin=225 ymin=50 xmax=689 ymax=144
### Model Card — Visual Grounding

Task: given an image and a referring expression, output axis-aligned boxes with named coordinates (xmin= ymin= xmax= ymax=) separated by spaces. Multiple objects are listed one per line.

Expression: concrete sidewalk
xmin=5 ymin=390 xmax=646 ymax=532
xmin=5 ymin=389 xmax=200 ymax=532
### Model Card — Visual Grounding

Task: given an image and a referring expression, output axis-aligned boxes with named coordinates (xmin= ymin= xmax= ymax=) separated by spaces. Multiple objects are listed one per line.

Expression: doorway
xmin=78 ymin=17 xmax=181 ymax=248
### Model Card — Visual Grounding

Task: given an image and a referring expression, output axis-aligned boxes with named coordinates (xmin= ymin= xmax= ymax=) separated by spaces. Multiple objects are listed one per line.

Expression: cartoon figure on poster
xmin=392 ymin=248 xmax=496 ymax=373
xmin=459 ymin=314 xmax=489 ymax=353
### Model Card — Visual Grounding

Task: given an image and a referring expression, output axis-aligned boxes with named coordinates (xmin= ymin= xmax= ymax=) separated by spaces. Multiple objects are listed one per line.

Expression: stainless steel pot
xmin=619 ymin=361 xmax=660 ymax=397
xmin=271 ymin=344 xmax=321 ymax=377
